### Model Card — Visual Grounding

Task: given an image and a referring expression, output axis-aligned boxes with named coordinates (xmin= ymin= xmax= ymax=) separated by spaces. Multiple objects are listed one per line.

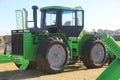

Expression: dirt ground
xmin=0 ymin=61 xmax=106 ymax=80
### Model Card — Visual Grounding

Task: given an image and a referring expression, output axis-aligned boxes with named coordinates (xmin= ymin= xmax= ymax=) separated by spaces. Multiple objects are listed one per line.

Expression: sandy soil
xmin=0 ymin=62 xmax=107 ymax=80
xmin=0 ymin=50 xmax=4 ymax=54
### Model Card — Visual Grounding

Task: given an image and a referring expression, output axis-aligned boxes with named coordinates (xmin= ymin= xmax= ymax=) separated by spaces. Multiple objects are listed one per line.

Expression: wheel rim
xmin=90 ymin=43 xmax=105 ymax=65
xmin=47 ymin=44 xmax=66 ymax=70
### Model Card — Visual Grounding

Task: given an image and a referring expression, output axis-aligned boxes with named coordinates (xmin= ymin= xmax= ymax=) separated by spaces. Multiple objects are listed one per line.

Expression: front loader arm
xmin=0 ymin=53 xmax=29 ymax=70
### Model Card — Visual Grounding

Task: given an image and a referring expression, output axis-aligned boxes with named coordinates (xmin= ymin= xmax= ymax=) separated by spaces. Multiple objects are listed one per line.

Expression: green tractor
xmin=0 ymin=5 xmax=106 ymax=73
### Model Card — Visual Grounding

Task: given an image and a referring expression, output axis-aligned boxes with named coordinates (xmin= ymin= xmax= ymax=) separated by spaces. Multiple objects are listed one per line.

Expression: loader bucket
xmin=97 ymin=34 xmax=120 ymax=80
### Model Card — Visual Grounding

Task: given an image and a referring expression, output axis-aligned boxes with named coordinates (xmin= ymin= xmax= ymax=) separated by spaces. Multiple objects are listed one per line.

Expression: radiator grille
xmin=12 ymin=30 xmax=23 ymax=55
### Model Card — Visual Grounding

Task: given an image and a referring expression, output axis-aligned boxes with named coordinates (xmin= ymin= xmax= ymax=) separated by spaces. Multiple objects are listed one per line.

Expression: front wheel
xmin=37 ymin=39 xmax=68 ymax=74
xmin=82 ymin=38 xmax=106 ymax=68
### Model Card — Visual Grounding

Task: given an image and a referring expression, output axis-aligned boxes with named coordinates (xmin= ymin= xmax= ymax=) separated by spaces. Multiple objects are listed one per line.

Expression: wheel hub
xmin=91 ymin=44 xmax=105 ymax=65
xmin=47 ymin=44 xmax=66 ymax=70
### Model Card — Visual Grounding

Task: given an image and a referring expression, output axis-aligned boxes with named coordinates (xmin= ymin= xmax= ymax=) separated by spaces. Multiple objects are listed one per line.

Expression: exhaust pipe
xmin=32 ymin=6 xmax=38 ymax=28
xmin=23 ymin=8 xmax=28 ymax=29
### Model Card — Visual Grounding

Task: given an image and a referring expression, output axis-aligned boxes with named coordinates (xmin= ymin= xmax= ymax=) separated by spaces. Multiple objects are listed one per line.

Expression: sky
xmin=0 ymin=0 xmax=120 ymax=35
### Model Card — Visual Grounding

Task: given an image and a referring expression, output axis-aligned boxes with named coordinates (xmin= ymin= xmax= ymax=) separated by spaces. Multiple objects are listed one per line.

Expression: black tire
xmin=15 ymin=62 xmax=37 ymax=70
xmin=37 ymin=38 xmax=68 ymax=74
xmin=82 ymin=38 xmax=106 ymax=68
xmin=108 ymin=55 xmax=116 ymax=65
xmin=48 ymin=36 xmax=63 ymax=42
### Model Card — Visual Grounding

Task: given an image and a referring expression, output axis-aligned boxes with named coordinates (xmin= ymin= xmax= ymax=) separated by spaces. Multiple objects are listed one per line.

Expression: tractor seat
xmin=64 ymin=21 xmax=71 ymax=26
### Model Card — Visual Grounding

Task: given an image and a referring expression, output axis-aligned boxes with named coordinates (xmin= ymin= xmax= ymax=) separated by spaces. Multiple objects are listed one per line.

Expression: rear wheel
xmin=82 ymin=38 xmax=106 ymax=68
xmin=37 ymin=38 xmax=68 ymax=73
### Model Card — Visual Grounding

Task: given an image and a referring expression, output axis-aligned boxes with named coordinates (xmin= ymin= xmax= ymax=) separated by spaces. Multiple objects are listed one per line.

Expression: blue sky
xmin=0 ymin=0 xmax=120 ymax=35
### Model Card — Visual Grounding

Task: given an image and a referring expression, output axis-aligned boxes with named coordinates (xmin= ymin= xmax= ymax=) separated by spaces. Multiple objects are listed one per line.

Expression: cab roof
xmin=40 ymin=6 xmax=83 ymax=11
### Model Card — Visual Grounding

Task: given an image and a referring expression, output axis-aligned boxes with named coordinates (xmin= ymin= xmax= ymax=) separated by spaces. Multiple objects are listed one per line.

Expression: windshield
xmin=45 ymin=10 xmax=57 ymax=26
xmin=62 ymin=10 xmax=83 ymax=26
xmin=62 ymin=11 xmax=75 ymax=26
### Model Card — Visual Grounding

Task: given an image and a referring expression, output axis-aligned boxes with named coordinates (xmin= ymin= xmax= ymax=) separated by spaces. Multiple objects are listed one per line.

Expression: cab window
xmin=77 ymin=11 xmax=83 ymax=26
xmin=62 ymin=11 xmax=75 ymax=26
xmin=45 ymin=10 xmax=56 ymax=26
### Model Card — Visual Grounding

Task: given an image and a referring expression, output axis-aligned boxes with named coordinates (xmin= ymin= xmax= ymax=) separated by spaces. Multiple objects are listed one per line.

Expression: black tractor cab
xmin=29 ymin=6 xmax=84 ymax=37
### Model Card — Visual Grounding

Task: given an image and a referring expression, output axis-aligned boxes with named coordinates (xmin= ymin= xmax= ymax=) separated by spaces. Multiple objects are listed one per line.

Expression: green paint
xmin=0 ymin=54 xmax=29 ymax=70
xmin=102 ymin=34 xmax=120 ymax=58
xmin=0 ymin=54 xmax=13 ymax=63
xmin=97 ymin=34 xmax=120 ymax=80
xmin=23 ymin=32 xmax=39 ymax=61
xmin=67 ymin=32 xmax=94 ymax=59
xmin=40 ymin=6 xmax=83 ymax=11
xmin=97 ymin=58 xmax=120 ymax=80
